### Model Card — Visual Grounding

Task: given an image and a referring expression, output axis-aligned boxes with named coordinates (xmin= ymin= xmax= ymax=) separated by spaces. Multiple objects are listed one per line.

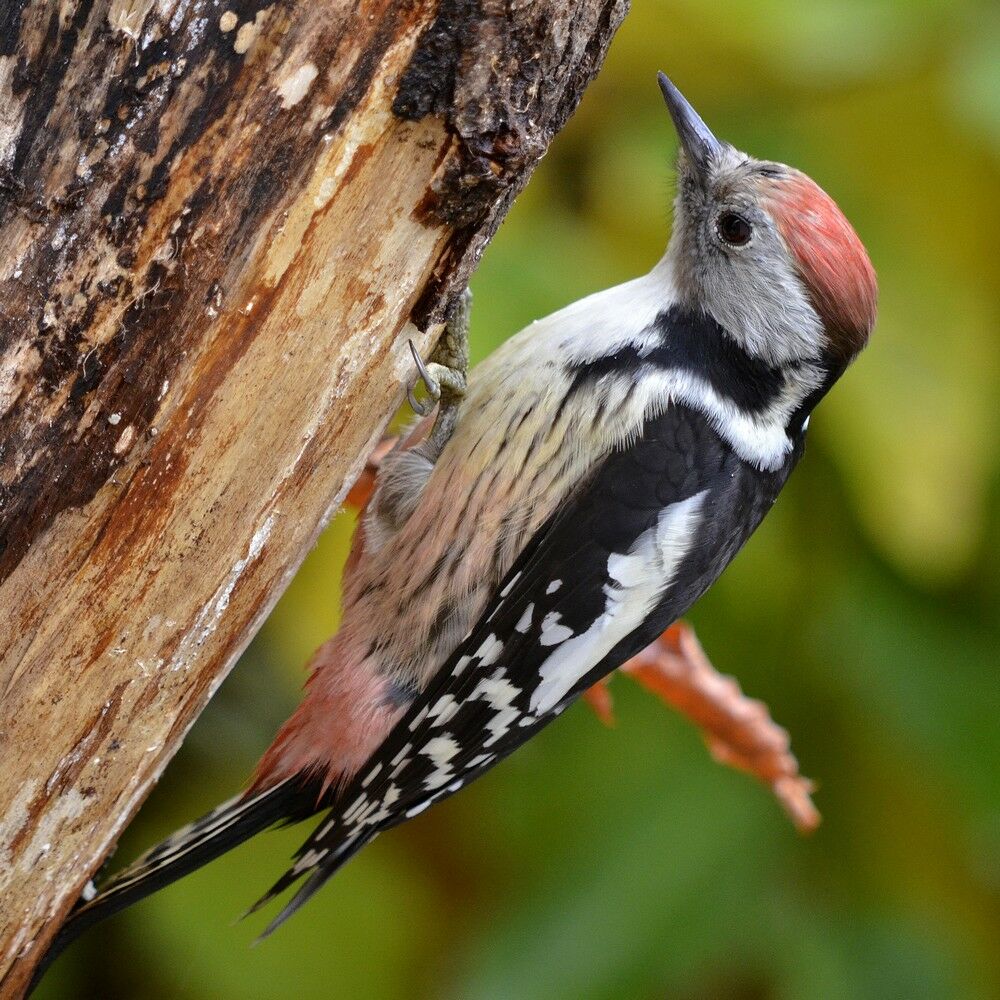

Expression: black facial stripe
xmin=565 ymin=344 xmax=645 ymax=398
xmin=566 ymin=305 xmax=786 ymax=414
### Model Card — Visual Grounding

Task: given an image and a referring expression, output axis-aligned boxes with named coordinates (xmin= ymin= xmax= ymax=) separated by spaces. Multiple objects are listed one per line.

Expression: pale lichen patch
xmin=234 ymin=21 xmax=257 ymax=54
xmin=20 ymin=789 xmax=89 ymax=876
xmin=108 ymin=0 xmax=156 ymax=42
xmin=114 ymin=425 xmax=136 ymax=454
xmin=219 ymin=10 xmax=238 ymax=32
xmin=0 ymin=780 xmax=39 ymax=891
xmin=314 ymin=175 xmax=336 ymax=210
xmin=0 ymin=342 xmax=41 ymax=421
xmin=309 ymin=102 xmax=333 ymax=126
xmin=277 ymin=62 xmax=319 ymax=109
xmin=169 ymin=512 xmax=277 ymax=672
xmin=77 ymin=139 xmax=110 ymax=178
xmin=233 ymin=9 xmax=273 ymax=56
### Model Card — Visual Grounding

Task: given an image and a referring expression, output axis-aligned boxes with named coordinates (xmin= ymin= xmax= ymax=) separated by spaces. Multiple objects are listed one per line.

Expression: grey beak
xmin=657 ymin=72 xmax=724 ymax=177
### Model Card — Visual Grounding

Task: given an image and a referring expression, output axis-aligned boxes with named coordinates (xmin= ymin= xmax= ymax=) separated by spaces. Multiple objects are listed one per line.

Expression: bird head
xmin=658 ymin=73 xmax=877 ymax=374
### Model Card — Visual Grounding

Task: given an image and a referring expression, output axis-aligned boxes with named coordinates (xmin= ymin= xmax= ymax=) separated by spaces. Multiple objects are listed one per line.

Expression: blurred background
xmin=43 ymin=1 xmax=1000 ymax=997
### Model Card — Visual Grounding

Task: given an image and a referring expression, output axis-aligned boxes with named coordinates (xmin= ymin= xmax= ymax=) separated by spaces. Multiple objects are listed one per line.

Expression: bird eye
xmin=716 ymin=212 xmax=752 ymax=247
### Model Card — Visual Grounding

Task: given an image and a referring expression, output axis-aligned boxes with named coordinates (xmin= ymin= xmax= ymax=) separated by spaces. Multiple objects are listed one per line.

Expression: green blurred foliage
xmin=43 ymin=2 xmax=1000 ymax=997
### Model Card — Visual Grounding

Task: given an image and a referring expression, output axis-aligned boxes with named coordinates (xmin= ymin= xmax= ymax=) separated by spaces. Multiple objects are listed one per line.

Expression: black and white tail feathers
xmin=30 ymin=775 xmax=324 ymax=994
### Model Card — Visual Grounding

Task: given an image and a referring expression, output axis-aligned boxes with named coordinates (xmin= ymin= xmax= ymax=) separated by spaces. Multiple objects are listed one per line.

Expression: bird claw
xmin=406 ymin=289 xmax=471 ymax=452
xmin=407 ymin=340 xmax=440 ymax=416
xmin=406 ymin=348 xmax=467 ymax=428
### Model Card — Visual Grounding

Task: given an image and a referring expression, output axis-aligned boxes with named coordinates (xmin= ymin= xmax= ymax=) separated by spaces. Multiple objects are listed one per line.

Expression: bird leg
xmin=346 ymin=290 xmax=470 ymax=526
xmin=584 ymin=622 xmax=820 ymax=834
xmin=407 ymin=287 xmax=470 ymax=456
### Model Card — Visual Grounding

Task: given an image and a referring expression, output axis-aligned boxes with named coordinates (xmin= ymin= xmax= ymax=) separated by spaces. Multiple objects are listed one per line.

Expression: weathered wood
xmin=0 ymin=0 xmax=627 ymax=991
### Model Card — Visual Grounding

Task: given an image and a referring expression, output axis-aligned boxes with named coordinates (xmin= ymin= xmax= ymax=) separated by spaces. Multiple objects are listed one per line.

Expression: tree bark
xmin=0 ymin=0 xmax=628 ymax=991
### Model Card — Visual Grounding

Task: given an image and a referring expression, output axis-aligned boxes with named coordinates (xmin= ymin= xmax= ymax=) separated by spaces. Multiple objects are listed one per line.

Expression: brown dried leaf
xmin=617 ymin=622 xmax=820 ymax=833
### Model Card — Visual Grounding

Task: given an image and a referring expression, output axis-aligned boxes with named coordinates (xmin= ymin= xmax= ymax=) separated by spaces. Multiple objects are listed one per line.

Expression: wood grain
xmin=0 ymin=0 xmax=627 ymax=991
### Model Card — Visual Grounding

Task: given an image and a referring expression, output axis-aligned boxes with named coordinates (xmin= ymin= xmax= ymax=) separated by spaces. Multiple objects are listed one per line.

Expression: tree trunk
xmin=0 ymin=0 xmax=627 ymax=991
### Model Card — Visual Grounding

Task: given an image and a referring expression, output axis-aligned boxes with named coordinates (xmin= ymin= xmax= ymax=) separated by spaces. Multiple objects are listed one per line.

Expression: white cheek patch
xmin=532 ymin=270 xmax=680 ymax=366
xmin=586 ymin=359 xmax=821 ymax=473
xmin=530 ymin=491 xmax=707 ymax=714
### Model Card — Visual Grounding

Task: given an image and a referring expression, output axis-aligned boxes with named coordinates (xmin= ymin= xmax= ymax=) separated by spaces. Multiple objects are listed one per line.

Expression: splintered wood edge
xmin=0 ymin=0 xmax=628 ymax=987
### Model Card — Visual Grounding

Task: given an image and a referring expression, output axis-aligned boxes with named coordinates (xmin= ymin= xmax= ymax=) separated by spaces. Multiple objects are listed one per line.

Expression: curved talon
xmin=407 ymin=381 xmax=428 ymax=416
xmin=407 ymin=340 xmax=439 ymax=415
xmin=405 ymin=289 xmax=470 ymax=448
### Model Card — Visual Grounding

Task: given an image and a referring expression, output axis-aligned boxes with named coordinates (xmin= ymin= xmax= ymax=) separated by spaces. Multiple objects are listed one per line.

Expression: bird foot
xmin=584 ymin=621 xmax=821 ymax=834
xmin=407 ymin=288 xmax=470 ymax=453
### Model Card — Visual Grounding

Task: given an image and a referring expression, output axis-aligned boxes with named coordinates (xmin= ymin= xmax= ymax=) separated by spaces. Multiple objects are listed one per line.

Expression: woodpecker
xmin=37 ymin=72 xmax=876 ymax=980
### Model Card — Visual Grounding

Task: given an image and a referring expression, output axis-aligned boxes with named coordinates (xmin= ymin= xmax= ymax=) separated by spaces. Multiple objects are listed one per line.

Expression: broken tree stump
xmin=0 ymin=1 xmax=628 ymax=991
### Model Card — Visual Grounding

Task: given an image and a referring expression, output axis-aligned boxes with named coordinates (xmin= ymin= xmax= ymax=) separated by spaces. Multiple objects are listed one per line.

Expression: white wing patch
xmin=515 ymin=603 xmax=535 ymax=634
xmin=539 ymin=611 xmax=574 ymax=646
xmin=475 ymin=634 xmax=504 ymax=667
xmin=471 ymin=672 xmax=522 ymax=746
xmin=423 ymin=735 xmax=460 ymax=768
xmin=530 ymin=491 xmax=708 ymax=714
xmin=429 ymin=694 xmax=459 ymax=726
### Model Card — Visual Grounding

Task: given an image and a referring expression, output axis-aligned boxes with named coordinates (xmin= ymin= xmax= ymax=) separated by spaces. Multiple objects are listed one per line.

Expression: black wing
xmin=251 ymin=404 xmax=798 ymax=933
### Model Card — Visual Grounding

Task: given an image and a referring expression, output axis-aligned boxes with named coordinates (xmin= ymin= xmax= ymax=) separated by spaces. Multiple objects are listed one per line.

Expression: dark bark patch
xmin=392 ymin=0 xmax=474 ymax=120
xmin=0 ymin=2 xmax=420 ymax=583
xmin=393 ymin=0 xmax=630 ymax=328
